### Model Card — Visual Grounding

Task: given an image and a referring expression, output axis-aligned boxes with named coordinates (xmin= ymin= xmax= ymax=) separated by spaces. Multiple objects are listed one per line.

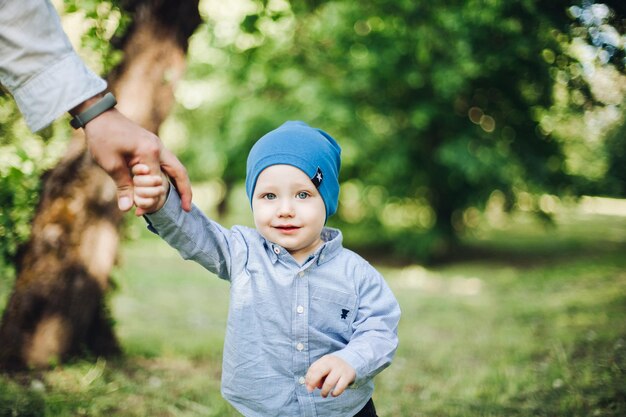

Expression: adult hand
xmin=81 ymin=107 xmax=192 ymax=215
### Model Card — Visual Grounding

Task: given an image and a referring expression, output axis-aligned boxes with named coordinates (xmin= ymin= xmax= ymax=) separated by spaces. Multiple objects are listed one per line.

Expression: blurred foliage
xmin=547 ymin=2 xmax=626 ymax=195
xmin=569 ymin=2 xmax=625 ymax=71
xmin=164 ymin=0 xmax=625 ymax=260
xmin=0 ymin=376 xmax=44 ymax=416
xmin=62 ymin=0 xmax=130 ymax=74
xmin=0 ymin=93 xmax=71 ymax=281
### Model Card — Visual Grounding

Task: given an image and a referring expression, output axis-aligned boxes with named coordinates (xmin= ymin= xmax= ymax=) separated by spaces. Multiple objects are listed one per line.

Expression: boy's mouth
xmin=274 ymin=225 xmax=300 ymax=233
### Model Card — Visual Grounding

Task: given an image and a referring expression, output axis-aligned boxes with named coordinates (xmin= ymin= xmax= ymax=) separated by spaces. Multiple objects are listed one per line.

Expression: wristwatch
xmin=70 ymin=92 xmax=117 ymax=129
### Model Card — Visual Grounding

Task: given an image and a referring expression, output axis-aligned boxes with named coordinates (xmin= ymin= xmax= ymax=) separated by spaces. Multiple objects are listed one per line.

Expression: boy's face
xmin=252 ymin=164 xmax=326 ymax=263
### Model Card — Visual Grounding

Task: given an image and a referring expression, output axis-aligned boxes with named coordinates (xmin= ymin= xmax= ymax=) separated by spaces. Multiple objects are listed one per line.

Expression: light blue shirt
xmin=0 ymin=0 xmax=106 ymax=132
xmin=146 ymin=189 xmax=401 ymax=417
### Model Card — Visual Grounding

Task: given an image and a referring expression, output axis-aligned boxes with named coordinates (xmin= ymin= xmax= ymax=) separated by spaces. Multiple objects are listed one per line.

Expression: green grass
xmin=1 ymin=210 xmax=625 ymax=417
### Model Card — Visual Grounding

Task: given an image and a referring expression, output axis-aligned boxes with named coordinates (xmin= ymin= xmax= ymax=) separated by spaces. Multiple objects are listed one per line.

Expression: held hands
xmin=83 ymin=107 xmax=191 ymax=215
xmin=305 ymin=355 xmax=356 ymax=398
xmin=131 ymin=164 xmax=170 ymax=214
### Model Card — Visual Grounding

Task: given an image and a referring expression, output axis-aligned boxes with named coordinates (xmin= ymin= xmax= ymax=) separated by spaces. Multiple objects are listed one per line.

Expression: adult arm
xmin=0 ymin=0 xmax=192 ymax=212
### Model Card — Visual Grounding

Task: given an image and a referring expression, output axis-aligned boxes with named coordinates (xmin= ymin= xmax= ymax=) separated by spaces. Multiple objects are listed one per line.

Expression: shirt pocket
xmin=310 ymin=286 xmax=357 ymax=337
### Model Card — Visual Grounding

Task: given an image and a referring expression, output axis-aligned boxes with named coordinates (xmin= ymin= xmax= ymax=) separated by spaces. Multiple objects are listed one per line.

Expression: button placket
xmin=291 ymin=260 xmax=320 ymax=415
xmin=293 ymin=266 xmax=309 ymax=396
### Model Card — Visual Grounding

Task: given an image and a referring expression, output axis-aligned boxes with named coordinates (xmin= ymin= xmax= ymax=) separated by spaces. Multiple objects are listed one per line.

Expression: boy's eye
xmin=264 ymin=193 xmax=277 ymax=200
xmin=296 ymin=192 xmax=309 ymax=199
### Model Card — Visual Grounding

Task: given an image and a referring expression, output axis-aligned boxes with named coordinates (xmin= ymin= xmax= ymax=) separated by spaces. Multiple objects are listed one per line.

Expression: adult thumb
xmin=112 ymin=169 xmax=134 ymax=212
xmin=118 ymin=190 xmax=133 ymax=211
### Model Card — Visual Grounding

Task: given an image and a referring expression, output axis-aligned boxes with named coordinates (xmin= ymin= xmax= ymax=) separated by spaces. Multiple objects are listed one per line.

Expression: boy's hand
xmin=131 ymin=163 xmax=170 ymax=215
xmin=305 ymin=355 xmax=356 ymax=398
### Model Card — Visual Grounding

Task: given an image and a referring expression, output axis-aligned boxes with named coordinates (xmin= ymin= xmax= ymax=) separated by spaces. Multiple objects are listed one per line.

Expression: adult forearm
xmin=0 ymin=0 xmax=105 ymax=131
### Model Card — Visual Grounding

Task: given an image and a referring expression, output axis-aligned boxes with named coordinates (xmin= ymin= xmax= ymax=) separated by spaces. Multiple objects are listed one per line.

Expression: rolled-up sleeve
xmin=0 ymin=0 xmax=106 ymax=131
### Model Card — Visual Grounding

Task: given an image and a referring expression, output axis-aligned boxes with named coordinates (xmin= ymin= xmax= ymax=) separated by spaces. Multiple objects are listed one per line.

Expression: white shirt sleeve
xmin=0 ymin=0 xmax=107 ymax=132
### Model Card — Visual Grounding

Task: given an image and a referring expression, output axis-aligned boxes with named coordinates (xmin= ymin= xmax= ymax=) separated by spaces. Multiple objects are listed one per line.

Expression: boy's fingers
xmin=305 ymin=381 xmax=316 ymax=393
xmin=133 ymin=199 xmax=160 ymax=217
xmin=305 ymin=376 xmax=321 ymax=393
xmin=135 ymin=186 xmax=163 ymax=201
xmin=133 ymin=195 xmax=158 ymax=208
xmin=320 ymin=372 xmax=340 ymax=398
xmin=305 ymin=363 xmax=330 ymax=392
xmin=131 ymin=163 xmax=150 ymax=175
xmin=133 ymin=175 xmax=163 ymax=187
xmin=331 ymin=376 xmax=350 ymax=397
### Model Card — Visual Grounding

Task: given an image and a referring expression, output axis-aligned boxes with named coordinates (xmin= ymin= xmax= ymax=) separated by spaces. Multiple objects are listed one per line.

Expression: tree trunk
xmin=0 ymin=0 xmax=200 ymax=369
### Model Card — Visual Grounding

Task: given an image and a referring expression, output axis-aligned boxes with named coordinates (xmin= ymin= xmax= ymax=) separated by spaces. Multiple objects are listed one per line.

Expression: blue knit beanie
xmin=245 ymin=121 xmax=341 ymax=219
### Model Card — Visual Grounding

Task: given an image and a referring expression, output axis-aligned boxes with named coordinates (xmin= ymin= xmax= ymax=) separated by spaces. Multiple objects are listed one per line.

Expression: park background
xmin=0 ymin=0 xmax=625 ymax=415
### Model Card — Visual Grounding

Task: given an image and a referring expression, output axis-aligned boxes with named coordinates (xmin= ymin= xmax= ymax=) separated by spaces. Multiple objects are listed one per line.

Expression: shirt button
xmin=298 ymin=376 xmax=306 ymax=385
xmin=296 ymin=305 xmax=304 ymax=314
xmin=273 ymin=247 xmax=280 ymax=254
xmin=298 ymin=271 xmax=305 ymax=277
xmin=296 ymin=342 xmax=304 ymax=351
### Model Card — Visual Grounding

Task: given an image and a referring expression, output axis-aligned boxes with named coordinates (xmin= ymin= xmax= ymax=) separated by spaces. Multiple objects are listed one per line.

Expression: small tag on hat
xmin=311 ymin=167 xmax=323 ymax=188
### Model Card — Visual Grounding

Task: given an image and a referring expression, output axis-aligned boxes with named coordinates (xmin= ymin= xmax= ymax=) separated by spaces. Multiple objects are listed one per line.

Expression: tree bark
xmin=0 ymin=0 xmax=200 ymax=369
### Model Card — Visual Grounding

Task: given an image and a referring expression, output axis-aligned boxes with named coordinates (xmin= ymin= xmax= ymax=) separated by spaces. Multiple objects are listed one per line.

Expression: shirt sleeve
xmin=0 ymin=0 xmax=106 ymax=132
xmin=331 ymin=264 xmax=401 ymax=387
xmin=144 ymin=186 xmax=247 ymax=281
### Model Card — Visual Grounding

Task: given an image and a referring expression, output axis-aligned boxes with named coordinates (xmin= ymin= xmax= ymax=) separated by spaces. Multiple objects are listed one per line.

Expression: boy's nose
xmin=277 ymin=199 xmax=295 ymax=217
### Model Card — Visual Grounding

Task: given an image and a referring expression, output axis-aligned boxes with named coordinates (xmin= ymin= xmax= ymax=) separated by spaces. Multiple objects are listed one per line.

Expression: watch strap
xmin=70 ymin=92 xmax=117 ymax=129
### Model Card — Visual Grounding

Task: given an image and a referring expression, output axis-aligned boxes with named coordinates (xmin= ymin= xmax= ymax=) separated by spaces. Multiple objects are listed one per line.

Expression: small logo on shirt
xmin=341 ymin=309 xmax=349 ymax=319
xmin=311 ymin=167 xmax=323 ymax=188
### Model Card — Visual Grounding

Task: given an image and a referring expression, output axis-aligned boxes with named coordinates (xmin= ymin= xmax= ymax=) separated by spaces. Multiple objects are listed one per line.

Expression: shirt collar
xmin=263 ymin=227 xmax=343 ymax=266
